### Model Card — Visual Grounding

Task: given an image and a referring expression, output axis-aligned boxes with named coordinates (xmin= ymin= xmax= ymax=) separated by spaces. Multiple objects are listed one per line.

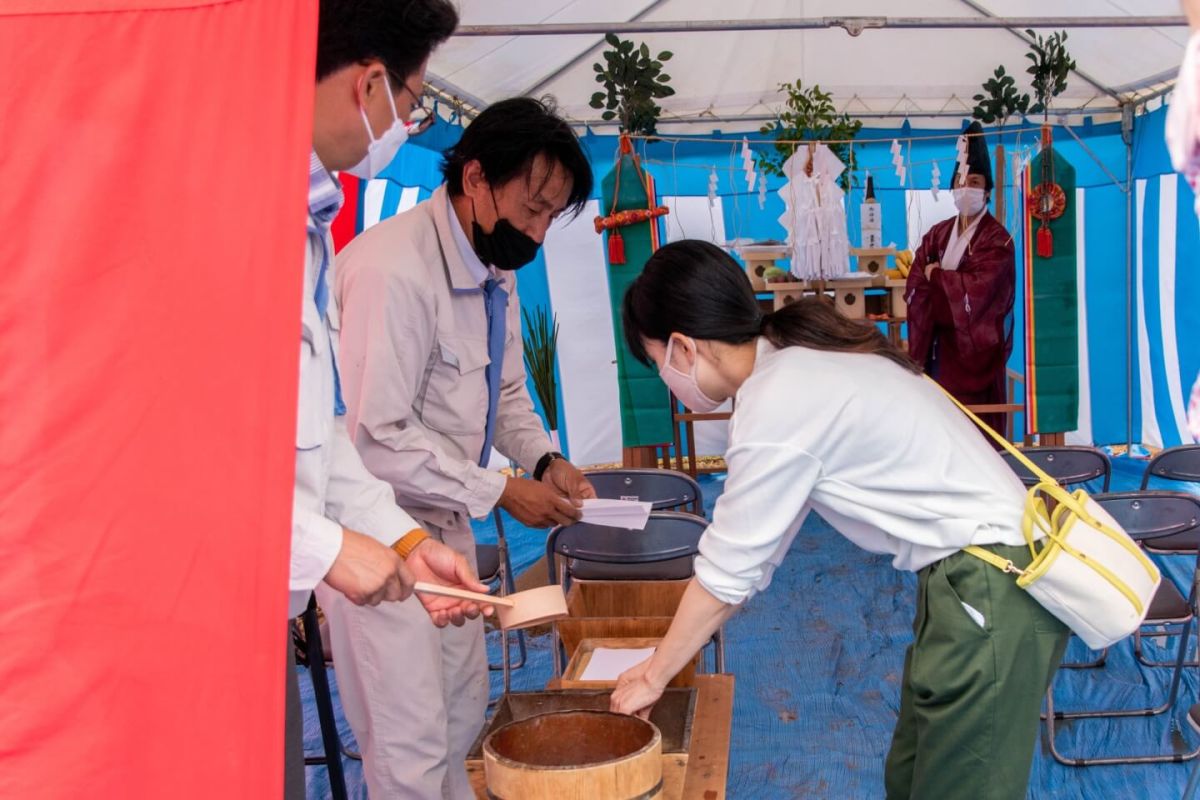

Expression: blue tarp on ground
xmin=301 ymin=457 xmax=1200 ymax=798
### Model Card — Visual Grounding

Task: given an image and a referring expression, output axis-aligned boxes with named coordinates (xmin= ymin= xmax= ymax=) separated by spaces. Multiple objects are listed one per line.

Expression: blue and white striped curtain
xmin=353 ymin=106 xmax=1200 ymax=464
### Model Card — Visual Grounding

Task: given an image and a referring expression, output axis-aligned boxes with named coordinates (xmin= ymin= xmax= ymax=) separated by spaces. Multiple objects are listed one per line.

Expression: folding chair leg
xmin=1052 ymin=617 xmax=1193 ymax=722
xmin=501 ymin=542 xmax=526 ymax=670
xmin=301 ymin=596 xmax=349 ymax=800
xmin=486 ymin=539 xmax=526 ymax=673
xmin=1135 ymin=625 xmax=1200 ymax=669
xmin=1044 ymin=685 xmax=1200 ymax=767
xmin=1043 ymin=616 xmax=1200 ymax=765
xmin=1059 ymin=645 xmax=1107 ymax=669
xmin=712 ymin=628 xmax=725 ymax=673
xmin=1186 ymin=758 xmax=1200 ymax=800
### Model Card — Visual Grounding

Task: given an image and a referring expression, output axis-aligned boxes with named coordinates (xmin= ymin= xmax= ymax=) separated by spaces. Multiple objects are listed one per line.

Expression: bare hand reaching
xmin=498 ymin=476 xmax=582 ymax=528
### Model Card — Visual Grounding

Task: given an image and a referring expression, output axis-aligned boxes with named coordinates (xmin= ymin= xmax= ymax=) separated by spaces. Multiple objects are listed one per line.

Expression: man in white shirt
xmin=325 ymin=97 xmax=597 ymax=798
xmin=287 ymin=2 xmax=485 ymax=798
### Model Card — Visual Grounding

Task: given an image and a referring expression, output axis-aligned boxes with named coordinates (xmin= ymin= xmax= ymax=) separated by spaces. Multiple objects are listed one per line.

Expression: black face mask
xmin=471 ymin=194 xmax=542 ymax=271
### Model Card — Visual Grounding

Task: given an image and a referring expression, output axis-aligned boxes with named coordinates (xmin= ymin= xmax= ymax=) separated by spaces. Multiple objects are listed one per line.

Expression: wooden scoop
xmin=414 ymin=582 xmax=569 ymax=630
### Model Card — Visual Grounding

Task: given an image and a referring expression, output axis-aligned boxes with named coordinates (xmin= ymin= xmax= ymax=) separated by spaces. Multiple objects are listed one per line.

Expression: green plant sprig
xmin=589 ymin=33 xmax=675 ymax=137
xmin=521 ymin=306 xmax=559 ymax=431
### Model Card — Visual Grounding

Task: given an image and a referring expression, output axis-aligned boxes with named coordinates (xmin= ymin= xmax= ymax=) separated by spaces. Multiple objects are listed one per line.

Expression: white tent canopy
xmin=428 ymin=0 xmax=1188 ymax=130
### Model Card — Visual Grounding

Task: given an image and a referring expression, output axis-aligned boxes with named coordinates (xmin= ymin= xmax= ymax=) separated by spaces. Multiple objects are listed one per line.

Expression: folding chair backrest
xmin=1094 ymin=491 xmax=1200 ymax=554
xmin=1141 ymin=445 xmax=1200 ymax=490
xmin=545 ymin=511 xmax=706 ymax=585
xmin=1001 ymin=445 xmax=1111 ymax=491
xmin=584 ymin=468 xmax=704 ymax=515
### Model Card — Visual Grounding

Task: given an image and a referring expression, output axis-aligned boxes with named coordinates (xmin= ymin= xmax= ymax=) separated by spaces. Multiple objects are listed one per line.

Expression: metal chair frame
xmin=1043 ymin=492 xmax=1200 ymax=766
xmin=1001 ymin=445 xmax=1113 ymax=669
xmin=294 ymin=594 xmax=357 ymax=800
xmin=1118 ymin=490 xmax=1200 ymax=669
xmin=546 ymin=511 xmax=725 ymax=676
xmin=479 ymin=509 xmax=526 ymax=704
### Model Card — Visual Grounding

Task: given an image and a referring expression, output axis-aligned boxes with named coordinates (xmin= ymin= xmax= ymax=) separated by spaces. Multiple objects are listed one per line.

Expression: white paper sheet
xmin=579 ymin=498 xmax=652 ymax=530
xmin=579 ymin=646 xmax=657 ymax=681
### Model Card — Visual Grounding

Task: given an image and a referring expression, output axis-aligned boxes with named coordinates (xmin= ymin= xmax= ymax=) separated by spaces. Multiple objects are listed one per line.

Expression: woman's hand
xmin=610 ymin=656 xmax=667 ymax=720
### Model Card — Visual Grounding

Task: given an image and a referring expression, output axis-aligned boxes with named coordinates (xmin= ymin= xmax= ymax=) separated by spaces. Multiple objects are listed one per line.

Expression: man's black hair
xmin=441 ymin=97 xmax=593 ymax=217
xmin=316 ymin=0 xmax=458 ymax=83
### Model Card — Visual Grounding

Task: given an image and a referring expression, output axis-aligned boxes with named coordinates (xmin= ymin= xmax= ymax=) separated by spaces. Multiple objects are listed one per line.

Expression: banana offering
xmin=892 ymin=249 xmax=914 ymax=279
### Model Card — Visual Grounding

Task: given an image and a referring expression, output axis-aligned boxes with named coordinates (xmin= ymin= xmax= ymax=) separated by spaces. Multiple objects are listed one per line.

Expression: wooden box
xmin=770 ymin=281 xmax=806 ymax=312
xmin=557 ymin=617 xmax=674 ymax=666
xmin=565 ymin=578 xmax=689 ymax=619
xmin=468 ymin=689 xmax=696 ymax=800
xmin=851 ymin=247 xmax=895 ymax=278
xmin=737 ymin=245 xmax=789 ymax=292
xmin=829 ymin=276 xmax=874 ymax=320
xmin=886 ymin=278 xmax=908 ymax=319
xmin=557 ymin=579 xmax=691 ymax=666
xmin=561 ymin=637 xmax=697 ymax=689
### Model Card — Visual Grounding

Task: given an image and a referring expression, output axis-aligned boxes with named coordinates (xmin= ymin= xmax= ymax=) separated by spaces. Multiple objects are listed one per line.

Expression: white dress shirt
xmin=694 ymin=339 xmax=1030 ymax=606
xmin=289 ymin=153 xmax=423 ymax=618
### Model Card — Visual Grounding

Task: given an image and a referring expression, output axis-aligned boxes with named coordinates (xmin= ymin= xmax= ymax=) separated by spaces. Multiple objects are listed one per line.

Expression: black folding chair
xmin=1001 ymin=445 xmax=1112 ymax=492
xmin=1001 ymin=445 xmax=1112 ymax=668
xmin=1043 ymin=492 xmax=1200 ymax=767
xmin=545 ymin=511 xmax=724 ymax=674
xmin=583 ymin=468 xmax=705 ymax=517
xmin=561 ymin=468 xmax=705 ymax=582
xmin=478 ymin=509 xmax=525 ymax=700
xmin=293 ymin=594 xmax=357 ymax=800
xmin=1142 ymin=444 xmax=1200 ymax=489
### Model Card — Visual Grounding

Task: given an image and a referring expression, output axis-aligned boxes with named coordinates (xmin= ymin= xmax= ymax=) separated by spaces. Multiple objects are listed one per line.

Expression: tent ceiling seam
xmin=954 ymin=0 xmax=1123 ymax=103
xmin=519 ymin=0 xmax=672 ymax=98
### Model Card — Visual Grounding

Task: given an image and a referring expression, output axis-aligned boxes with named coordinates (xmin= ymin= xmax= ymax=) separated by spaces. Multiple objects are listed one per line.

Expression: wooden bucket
xmin=483 ymin=710 xmax=663 ymax=799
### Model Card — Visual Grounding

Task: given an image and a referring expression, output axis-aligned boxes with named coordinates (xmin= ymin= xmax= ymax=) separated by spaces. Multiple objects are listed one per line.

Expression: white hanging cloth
xmin=777 ymin=144 xmax=850 ymax=280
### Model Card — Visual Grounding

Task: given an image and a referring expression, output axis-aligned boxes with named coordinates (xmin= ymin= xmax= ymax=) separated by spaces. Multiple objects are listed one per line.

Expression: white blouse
xmin=694 ymin=339 xmax=1030 ymax=605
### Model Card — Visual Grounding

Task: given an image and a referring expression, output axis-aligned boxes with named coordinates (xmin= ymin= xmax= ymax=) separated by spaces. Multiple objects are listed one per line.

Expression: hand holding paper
xmin=579 ymin=498 xmax=652 ymax=530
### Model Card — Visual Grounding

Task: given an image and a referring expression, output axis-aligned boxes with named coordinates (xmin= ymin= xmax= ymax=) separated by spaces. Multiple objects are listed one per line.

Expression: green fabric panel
xmin=1029 ymin=149 xmax=1079 ymax=433
xmin=602 ymin=154 xmax=674 ymax=448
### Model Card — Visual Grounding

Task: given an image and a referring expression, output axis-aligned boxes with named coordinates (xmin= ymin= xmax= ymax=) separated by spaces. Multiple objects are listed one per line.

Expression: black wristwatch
xmin=533 ymin=451 xmax=565 ymax=481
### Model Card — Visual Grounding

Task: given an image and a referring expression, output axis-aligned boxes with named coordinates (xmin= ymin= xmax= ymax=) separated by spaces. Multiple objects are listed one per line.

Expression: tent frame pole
xmin=453 ymin=16 xmax=1186 ymax=38
xmin=1122 ymin=102 xmax=1135 ymax=454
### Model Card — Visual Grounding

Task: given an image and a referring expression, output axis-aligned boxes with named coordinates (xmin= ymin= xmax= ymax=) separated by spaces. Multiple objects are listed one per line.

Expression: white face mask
xmin=345 ymin=72 xmax=409 ymax=180
xmin=953 ymin=186 xmax=986 ymax=217
xmin=658 ymin=337 xmax=724 ymax=413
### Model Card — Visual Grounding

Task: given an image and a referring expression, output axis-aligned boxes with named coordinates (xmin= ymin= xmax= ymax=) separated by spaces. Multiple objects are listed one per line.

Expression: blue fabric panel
xmin=1178 ymin=175 xmax=1200 ymax=428
xmin=1141 ymin=177 xmax=1183 ymax=448
xmin=1083 ymin=185 xmax=1133 ymax=446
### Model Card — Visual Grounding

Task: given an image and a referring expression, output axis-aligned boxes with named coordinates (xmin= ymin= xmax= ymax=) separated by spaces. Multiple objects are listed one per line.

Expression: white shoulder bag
xmin=938 ymin=383 xmax=1161 ymax=650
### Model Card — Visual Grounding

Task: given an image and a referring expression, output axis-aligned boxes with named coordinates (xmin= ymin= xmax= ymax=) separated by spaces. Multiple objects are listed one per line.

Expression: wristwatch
xmin=533 ymin=451 xmax=565 ymax=481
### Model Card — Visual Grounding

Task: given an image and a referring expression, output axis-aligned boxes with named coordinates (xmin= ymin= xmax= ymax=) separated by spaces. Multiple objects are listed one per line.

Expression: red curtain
xmin=0 ymin=2 xmax=317 ymax=797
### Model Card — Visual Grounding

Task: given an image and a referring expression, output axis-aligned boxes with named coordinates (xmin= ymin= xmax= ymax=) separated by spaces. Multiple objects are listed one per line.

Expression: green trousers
xmin=884 ymin=544 xmax=1069 ymax=800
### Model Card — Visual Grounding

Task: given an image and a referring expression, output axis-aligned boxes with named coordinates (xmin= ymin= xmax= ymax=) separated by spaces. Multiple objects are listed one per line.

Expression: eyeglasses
xmin=390 ymin=72 xmax=434 ymax=137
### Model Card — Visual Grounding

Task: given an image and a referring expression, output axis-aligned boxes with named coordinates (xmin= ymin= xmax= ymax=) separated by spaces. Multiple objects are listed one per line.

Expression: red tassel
xmin=608 ymin=228 xmax=626 ymax=264
xmin=1037 ymin=225 xmax=1053 ymax=259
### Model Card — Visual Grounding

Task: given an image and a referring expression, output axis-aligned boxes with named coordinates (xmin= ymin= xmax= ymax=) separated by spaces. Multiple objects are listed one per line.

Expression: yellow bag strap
xmin=963 ymin=544 xmax=1027 ymax=576
xmin=925 ymin=377 xmax=1058 ymax=486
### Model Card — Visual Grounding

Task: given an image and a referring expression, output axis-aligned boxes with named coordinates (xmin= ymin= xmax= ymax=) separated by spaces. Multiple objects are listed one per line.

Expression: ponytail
xmin=760 ymin=297 xmax=919 ymax=374
xmin=623 ymin=239 xmax=919 ymax=375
